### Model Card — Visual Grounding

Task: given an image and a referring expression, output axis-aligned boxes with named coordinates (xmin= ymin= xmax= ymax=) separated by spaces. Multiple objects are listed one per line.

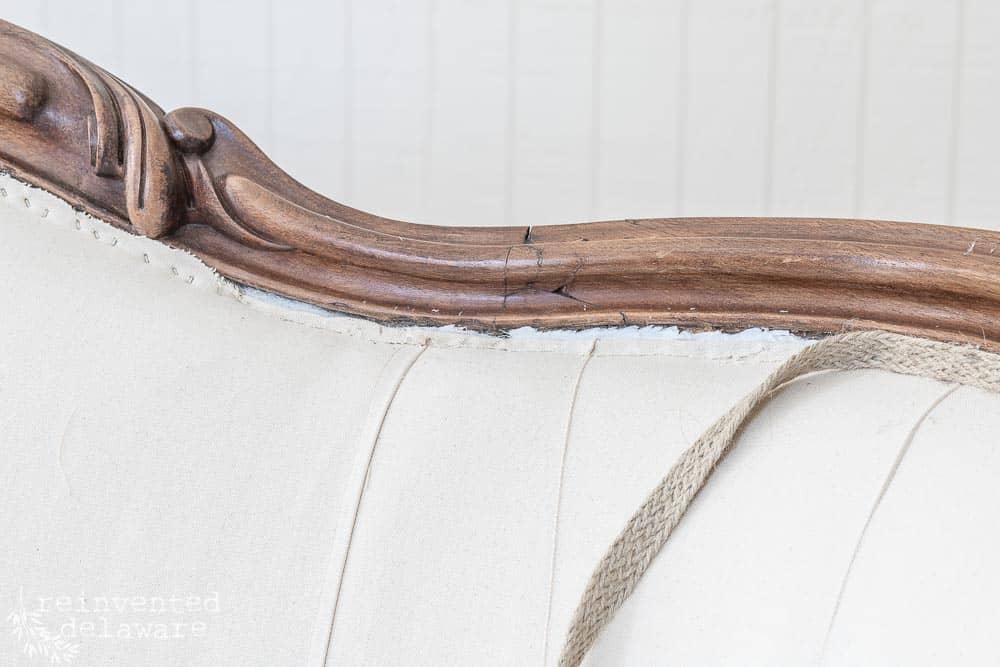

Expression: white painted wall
xmin=3 ymin=1 xmax=998 ymax=230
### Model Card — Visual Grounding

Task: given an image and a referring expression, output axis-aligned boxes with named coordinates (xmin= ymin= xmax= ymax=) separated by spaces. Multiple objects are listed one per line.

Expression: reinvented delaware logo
xmin=6 ymin=588 xmax=80 ymax=664
xmin=6 ymin=587 xmax=219 ymax=662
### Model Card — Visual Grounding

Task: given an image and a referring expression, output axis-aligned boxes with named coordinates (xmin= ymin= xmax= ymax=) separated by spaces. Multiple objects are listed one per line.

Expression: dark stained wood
xmin=2 ymin=19 xmax=1000 ymax=349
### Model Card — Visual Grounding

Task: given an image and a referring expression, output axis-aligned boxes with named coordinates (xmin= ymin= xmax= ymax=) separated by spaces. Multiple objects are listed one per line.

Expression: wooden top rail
xmin=2 ymin=19 xmax=999 ymax=349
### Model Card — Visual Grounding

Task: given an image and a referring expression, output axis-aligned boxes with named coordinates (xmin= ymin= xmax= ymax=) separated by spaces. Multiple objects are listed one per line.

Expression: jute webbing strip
xmin=559 ymin=330 xmax=1000 ymax=666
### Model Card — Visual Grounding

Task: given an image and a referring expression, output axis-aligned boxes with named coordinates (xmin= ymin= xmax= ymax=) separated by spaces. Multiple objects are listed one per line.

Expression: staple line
xmin=559 ymin=330 xmax=1000 ymax=666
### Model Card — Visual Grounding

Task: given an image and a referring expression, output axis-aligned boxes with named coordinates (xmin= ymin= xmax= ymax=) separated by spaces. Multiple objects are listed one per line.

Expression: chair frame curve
xmin=2 ymin=19 xmax=998 ymax=349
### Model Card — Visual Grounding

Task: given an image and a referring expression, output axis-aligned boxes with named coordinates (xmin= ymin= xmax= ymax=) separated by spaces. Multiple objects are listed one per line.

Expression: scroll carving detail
xmin=3 ymin=19 xmax=1000 ymax=351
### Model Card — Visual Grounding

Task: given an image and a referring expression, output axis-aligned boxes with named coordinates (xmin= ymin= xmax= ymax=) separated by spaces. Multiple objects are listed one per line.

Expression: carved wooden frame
xmin=2 ymin=20 xmax=998 ymax=349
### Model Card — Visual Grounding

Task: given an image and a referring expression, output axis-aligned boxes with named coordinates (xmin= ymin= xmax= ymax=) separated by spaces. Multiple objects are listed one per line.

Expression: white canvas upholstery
xmin=3 ymin=172 xmax=1000 ymax=665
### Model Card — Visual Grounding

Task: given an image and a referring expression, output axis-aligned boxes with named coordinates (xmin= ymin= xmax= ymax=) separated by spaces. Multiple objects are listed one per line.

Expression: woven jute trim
xmin=559 ymin=330 xmax=1000 ymax=666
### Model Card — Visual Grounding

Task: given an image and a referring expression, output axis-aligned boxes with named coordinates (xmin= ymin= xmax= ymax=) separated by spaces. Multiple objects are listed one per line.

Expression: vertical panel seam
xmin=541 ymin=341 xmax=597 ymax=667
xmin=266 ymin=0 xmax=275 ymax=155
xmin=422 ymin=0 xmax=437 ymax=222
xmin=763 ymin=0 xmax=781 ymax=215
xmin=853 ymin=0 xmax=872 ymax=218
xmin=343 ymin=0 xmax=354 ymax=201
xmin=504 ymin=0 xmax=519 ymax=225
xmin=946 ymin=0 xmax=967 ymax=225
xmin=674 ymin=0 xmax=689 ymax=216
xmin=313 ymin=341 xmax=430 ymax=666
xmin=190 ymin=0 xmax=199 ymax=103
xmin=589 ymin=0 xmax=603 ymax=219
xmin=818 ymin=382 xmax=960 ymax=662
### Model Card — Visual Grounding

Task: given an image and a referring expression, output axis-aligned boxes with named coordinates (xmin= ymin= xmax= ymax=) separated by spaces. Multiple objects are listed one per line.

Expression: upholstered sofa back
xmin=4 ymin=170 xmax=1000 ymax=666
xmin=4 ymin=8 xmax=1000 ymax=665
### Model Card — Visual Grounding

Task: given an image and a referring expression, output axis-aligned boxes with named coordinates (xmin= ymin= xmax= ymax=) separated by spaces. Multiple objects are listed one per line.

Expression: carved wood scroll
xmin=2 ymin=19 xmax=999 ymax=349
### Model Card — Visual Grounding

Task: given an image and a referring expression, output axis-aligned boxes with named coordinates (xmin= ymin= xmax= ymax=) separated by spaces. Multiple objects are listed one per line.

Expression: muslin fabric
xmin=560 ymin=331 xmax=1000 ymax=666
xmin=5 ymin=172 xmax=1000 ymax=665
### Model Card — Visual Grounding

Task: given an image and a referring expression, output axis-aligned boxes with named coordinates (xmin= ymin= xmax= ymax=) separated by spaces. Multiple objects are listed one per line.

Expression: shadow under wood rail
xmin=2 ymin=19 xmax=999 ymax=349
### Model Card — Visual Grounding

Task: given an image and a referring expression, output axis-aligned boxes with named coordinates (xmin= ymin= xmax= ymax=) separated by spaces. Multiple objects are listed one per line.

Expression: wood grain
xmin=2 ymin=19 xmax=999 ymax=350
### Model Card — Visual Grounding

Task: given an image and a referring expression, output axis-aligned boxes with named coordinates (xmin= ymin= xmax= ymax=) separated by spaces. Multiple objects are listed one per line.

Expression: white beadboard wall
xmin=3 ymin=0 xmax=999 ymax=230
